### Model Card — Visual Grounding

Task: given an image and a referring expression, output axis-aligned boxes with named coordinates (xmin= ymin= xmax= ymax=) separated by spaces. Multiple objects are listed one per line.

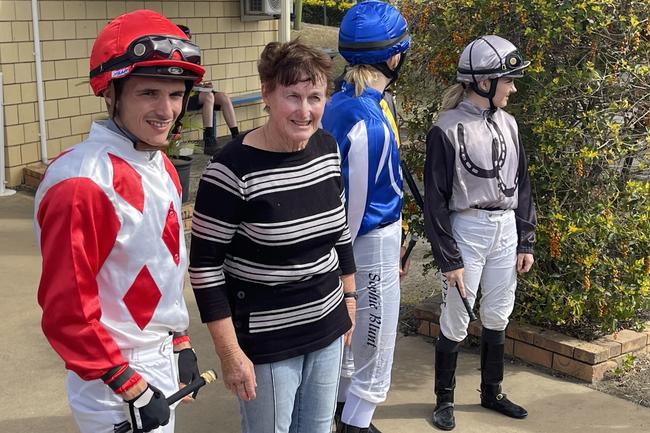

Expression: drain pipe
xmin=31 ymin=0 xmax=48 ymax=164
xmin=278 ymin=0 xmax=291 ymax=42
xmin=0 ymin=73 xmax=17 ymax=197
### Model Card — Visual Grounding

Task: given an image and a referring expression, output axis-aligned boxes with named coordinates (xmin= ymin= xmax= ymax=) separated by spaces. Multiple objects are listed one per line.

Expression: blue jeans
xmin=239 ymin=336 xmax=344 ymax=433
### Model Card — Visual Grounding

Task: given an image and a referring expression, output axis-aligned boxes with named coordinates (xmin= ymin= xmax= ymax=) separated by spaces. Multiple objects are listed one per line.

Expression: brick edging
xmin=24 ymin=163 xmax=47 ymax=190
xmin=415 ymin=294 xmax=650 ymax=383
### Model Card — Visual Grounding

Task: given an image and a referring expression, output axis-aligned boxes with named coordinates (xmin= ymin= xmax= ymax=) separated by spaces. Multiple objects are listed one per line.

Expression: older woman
xmin=189 ymin=40 xmax=356 ymax=433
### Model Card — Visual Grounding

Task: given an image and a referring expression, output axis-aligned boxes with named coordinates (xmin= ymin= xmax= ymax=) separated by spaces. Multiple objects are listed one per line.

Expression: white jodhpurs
xmin=341 ymin=221 xmax=401 ymax=411
xmin=66 ymin=334 xmax=179 ymax=433
xmin=439 ymin=209 xmax=518 ymax=343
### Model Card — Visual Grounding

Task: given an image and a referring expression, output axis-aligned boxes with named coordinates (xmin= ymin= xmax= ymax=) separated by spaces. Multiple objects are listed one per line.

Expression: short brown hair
xmin=258 ymin=39 xmax=333 ymax=94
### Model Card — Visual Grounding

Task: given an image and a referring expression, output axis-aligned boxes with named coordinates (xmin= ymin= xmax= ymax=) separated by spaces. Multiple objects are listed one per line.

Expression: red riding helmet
xmin=89 ymin=9 xmax=205 ymax=96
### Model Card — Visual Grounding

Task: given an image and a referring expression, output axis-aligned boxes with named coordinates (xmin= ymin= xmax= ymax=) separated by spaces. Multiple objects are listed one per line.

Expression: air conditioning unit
xmin=241 ymin=0 xmax=292 ymax=21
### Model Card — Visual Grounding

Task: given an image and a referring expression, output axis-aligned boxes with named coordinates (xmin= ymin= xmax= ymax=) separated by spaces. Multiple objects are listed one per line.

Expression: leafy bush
xmin=396 ymin=0 xmax=650 ymax=339
xmin=301 ymin=0 xmax=354 ymax=27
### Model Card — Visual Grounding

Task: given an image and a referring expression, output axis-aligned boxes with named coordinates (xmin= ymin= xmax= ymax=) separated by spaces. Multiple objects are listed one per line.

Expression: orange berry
xmin=550 ymin=230 xmax=561 ymax=259
xmin=632 ymin=32 xmax=640 ymax=51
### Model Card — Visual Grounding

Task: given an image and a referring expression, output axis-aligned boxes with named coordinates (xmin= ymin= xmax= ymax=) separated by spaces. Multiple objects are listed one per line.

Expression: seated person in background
xmin=178 ymin=24 xmax=240 ymax=154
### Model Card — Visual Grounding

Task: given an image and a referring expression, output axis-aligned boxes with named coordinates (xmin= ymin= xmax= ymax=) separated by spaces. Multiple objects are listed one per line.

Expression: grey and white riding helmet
xmin=457 ymin=35 xmax=530 ymax=110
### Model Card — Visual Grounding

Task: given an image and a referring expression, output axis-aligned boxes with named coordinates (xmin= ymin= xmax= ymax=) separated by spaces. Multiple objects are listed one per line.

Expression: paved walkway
xmin=1 ymin=191 xmax=649 ymax=432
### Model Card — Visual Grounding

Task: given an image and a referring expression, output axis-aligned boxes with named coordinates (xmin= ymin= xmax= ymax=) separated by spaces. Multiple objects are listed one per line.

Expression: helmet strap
xmin=370 ymin=51 xmax=407 ymax=90
xmin=469 ymin=78 xmax=498 ymax=112
xmin=170 ymin=81 xmax=194 ymax=137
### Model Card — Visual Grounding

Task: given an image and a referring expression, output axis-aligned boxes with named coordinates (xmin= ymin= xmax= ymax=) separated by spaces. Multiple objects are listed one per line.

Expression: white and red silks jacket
xmin=35 ymin=122 xmax=189 ymax=389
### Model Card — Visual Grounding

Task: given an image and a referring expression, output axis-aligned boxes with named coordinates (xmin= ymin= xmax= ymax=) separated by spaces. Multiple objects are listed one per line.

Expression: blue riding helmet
xmin=338 ymin=0 xmax=411 ymax=65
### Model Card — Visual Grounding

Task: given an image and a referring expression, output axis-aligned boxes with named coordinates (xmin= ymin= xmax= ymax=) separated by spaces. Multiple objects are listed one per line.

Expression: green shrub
xmin=396 ymin=0 xmax=650 ymax=339
xmin=301 ymin=0 xmax=354 ymax=27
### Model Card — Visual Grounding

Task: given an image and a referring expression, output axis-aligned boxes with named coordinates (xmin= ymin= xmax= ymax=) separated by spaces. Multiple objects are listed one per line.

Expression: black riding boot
xmin=337 ymin=423 xmax=369 ymax=433
xmin=335 ymin=402 xmax=383 ymax=433
xmin=432 ymin=335 xmax=459 ymax=431
xmin=480 ymin=328 xmax=527 ymax=419
xmin=334 ymin=402 xmax=344 ymax=431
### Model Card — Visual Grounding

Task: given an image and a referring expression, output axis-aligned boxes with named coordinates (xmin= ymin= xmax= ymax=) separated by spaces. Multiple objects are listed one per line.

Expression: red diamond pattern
xmin=109 ymin=153 xmax=144 ymax=213
xmin=123 ymin=266 xmax=162 ymax=330
xmin=162 ymin=201 xmax=180 ymax=266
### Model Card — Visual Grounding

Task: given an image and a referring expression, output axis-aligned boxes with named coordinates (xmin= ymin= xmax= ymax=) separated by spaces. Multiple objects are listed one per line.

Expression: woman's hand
xmin=207 ymin=319 xmax=257 ymax=401
xmin=443 ymin=268 xmax=466 ymax=298
xmin=341 ymin=273 xmax=357 ymax=346
xmin=219 ymin=348 xmax=257 ymax=401
xmin=517 ymin=253 xmax=534 ymax=273
xmin=399 ymin=245 xmax=411 ymax=282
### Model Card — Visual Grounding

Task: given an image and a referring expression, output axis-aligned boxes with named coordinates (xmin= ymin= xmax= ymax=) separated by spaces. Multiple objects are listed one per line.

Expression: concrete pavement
xmin=1 ymin=191 xmax=649 ymax=432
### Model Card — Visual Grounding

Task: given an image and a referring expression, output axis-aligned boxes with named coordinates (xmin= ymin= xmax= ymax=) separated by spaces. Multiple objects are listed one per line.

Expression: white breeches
xmin=66 ymin=334 xmax=179 ymax=433
xmin=342 ymin=221 xmax=401 ymax=404
xmin=439 ymin=209 xmax=518 ymax=343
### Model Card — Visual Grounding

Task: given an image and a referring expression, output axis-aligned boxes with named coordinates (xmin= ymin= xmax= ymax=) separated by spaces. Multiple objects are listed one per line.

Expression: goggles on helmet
xmin=458 ymin=49 xmax=525 ymax=77
xmin=90 ymin=35 xmax=201 ymax=78
xmin=457 ymin=36 xmax=530 ymax=83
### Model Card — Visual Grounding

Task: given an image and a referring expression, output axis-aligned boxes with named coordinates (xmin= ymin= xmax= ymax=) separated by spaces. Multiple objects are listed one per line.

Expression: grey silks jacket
xmin=423 ymin=100 xmax=537 ymax=272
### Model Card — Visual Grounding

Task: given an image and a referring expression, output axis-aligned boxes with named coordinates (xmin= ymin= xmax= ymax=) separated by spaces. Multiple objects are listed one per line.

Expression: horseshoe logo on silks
xmin=457 ymin=121 xmax=518 ymax=197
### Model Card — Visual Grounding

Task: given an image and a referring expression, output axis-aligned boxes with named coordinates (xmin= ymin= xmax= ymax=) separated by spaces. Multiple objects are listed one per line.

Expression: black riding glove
xmin=176 ymin=348 xmax=200 ymax=398
xmin=127 ymin=384 xmax=170 ymax=433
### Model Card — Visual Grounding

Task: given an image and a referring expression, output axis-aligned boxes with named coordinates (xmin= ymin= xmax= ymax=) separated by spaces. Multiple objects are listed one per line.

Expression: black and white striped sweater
xmin=189 ymin=129 xmax=355 ymax=364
